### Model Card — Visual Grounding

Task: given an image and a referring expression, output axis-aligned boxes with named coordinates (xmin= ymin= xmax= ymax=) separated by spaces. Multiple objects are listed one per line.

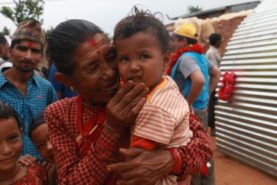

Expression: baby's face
xmin=115 ymin=31 xmax=168 ymax=89
xmin=31 ymin=124 xmax=55 ymax=163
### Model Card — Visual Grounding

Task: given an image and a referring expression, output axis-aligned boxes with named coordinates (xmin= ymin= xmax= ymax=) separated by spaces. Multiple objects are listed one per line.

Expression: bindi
xmin=87 ymin=39 xmax=97 ymax=47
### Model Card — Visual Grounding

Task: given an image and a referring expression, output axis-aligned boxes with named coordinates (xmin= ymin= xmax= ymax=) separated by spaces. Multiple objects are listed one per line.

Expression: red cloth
xmin=167 ymin=44 xmax=205 ymax=75
xmin=218 ymin=71 xmax=236 ymax=101
xmin=45 ymin=97 xmax=121 ymax=185
xmin=131 ymin=135 xmax=157 ymax=150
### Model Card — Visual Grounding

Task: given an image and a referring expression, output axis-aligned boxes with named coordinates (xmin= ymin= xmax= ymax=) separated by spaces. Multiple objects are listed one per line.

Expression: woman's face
xmin=70 ymin=33 xmax=118 ymax=104
xmin=0 ymin=117 xmax=22 ymax=173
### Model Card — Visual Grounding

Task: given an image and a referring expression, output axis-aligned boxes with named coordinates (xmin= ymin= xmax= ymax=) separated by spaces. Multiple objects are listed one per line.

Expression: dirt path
xmin=211 ymin=137 xmax=277 ymax=185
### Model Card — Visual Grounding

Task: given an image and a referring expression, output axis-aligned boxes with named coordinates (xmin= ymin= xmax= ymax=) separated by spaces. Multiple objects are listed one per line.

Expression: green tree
xmin=0 ymin=0 xmax=44 ymax=35
xmin=188 ymin=5 xmax=202 ymax=13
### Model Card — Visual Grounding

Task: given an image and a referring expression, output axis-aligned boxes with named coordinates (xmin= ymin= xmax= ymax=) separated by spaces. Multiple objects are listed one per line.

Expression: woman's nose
xmin=101 ymin=62 xmax=116 ymax=80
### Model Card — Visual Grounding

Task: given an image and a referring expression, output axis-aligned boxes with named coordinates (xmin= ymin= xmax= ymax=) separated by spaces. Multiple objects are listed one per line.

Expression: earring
xmin=70 ymin=86 xmax=75 ymax=92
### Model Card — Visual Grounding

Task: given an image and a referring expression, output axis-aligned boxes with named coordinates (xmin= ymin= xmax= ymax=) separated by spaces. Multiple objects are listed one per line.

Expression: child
xmin=29 ymin=112 xmax=57 ymax=185
xmin=0 ymin=101 xmax=47 ymax=185
xmin=113 ymin=7 xmax=193 ymax=185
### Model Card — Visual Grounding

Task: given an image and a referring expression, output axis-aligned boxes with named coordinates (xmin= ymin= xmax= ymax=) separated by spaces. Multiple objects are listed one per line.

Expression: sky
xmin=0 ymin=0 xmax=258 ymax=36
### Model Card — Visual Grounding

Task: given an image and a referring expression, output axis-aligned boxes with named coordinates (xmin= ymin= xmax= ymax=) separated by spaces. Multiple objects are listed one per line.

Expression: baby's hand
xmin=17 ymin=155 xmax=37 ymax=167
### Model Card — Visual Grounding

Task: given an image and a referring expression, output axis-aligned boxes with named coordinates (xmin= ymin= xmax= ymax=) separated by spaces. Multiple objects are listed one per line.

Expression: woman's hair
xmin=113 ymin=6 xmax=170 ymax=53
xmin=47 ymin=19 xmax=104 ymax=75
xmin=0 ymin=101 xmax=21 ymax=129
xmin=29 ymin=112 xmax=45 ymax=139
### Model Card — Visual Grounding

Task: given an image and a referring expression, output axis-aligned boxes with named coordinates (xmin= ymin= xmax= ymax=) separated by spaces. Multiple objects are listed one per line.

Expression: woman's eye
xmin=89 ymin=64 xmax=99 ymax=72
xmin=118 ymin=57 xmax=129 ymax=63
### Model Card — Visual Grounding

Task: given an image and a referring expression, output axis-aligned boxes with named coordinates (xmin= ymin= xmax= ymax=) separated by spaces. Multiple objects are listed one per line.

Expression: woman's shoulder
xmin=46 ymin=97 xmax=78 ymax=114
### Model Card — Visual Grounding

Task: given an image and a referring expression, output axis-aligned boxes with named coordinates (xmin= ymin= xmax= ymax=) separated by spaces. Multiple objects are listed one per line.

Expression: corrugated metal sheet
xmin=215 ymin=0 xmax=277 ymax=177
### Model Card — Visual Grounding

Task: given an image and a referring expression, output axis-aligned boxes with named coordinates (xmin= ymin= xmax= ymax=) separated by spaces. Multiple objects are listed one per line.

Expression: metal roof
xmin=167 ymin=1 xmax=260 ymax=20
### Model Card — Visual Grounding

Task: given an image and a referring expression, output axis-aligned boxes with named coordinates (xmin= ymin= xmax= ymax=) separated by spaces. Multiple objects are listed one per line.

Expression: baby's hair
xmin=0 ymin=101 xmax=21 ymax=129
xmin=29 ymin=112 xmax=45 ymax=139
xmin=113 ymin=6 xmax=170 ymax=53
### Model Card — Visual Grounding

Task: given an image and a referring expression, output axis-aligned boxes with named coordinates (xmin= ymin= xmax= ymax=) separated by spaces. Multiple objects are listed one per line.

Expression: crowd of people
xmin=0 ymin=6 xmax=222 ymax=185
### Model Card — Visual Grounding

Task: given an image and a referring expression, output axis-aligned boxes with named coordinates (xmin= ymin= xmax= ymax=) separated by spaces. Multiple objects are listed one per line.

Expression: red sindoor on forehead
xmin=87 ymin=39 xmax=97 ymax=47
xmin=27 ymin=41 xmax=34 ymax=48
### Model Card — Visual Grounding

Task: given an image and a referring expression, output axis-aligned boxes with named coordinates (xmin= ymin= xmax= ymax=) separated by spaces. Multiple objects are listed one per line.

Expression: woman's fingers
xmin=118 ymin=82 xmax=147 ymax=108
xmin=111 ymin=81 xmax=136 ymax=105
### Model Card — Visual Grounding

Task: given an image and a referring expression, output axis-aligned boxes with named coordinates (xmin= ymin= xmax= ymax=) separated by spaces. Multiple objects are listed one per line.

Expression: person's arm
xmin=107 ymin=113 xmax=212 ymax=185
xmin=45 ymin=81 xmax=148 ymax=185
xmin=209 ymin=66 xmax=220 ymax=94
xmin=187 ymin=70 xmax=205 ymax=108
xmin=178 ymin=57 xmax=204 ymax=109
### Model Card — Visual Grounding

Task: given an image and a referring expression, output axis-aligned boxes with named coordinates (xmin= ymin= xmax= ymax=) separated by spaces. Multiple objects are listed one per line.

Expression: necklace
xmin=167 ymin=43 xmax=205 ymax=75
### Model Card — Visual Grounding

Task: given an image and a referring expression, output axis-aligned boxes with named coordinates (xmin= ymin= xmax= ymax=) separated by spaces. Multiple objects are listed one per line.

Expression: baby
xmin=113 ymin=7 xmax=193 ymax=185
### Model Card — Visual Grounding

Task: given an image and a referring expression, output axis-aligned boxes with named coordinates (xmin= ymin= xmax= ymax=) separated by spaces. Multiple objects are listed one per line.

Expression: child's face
xmin=31 ymin=123 xmax=55 ymax=163
xmin=0 ymin=118 xmax=22 ymax=172
xmin=115 ymin=31 xmax=169 ymax=89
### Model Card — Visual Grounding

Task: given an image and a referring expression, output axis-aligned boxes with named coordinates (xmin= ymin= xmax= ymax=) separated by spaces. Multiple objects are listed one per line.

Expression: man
xmin=206 ymin=33 xmax=222 ymax=136
xmin=0 ymin=20 xmax=57 ymax=159
xmin=169 ymin=23 xmax=220 ymax=185
xmin=0 ymin=33 xmax=12 ymax=70
xmin=206 ymin=33 xmax=222 ymax=67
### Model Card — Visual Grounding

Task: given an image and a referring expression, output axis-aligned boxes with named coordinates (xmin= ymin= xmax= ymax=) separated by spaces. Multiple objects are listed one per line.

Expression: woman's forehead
xmin=75 ymin=34 xmax=111 ymax=55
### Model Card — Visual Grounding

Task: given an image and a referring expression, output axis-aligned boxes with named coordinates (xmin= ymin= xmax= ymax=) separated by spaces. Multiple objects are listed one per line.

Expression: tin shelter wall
xmin=215 ymin=0 xmax=277 ymax=177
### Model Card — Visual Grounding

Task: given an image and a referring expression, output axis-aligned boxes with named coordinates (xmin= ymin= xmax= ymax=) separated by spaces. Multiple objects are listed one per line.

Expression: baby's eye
xmin=140 ymin=54 xmax=149 ymax=60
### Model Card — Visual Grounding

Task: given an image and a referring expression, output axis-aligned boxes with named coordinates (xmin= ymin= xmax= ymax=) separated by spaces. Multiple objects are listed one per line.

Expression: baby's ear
xmin=162 ymin=52 xmax=171 ymax=69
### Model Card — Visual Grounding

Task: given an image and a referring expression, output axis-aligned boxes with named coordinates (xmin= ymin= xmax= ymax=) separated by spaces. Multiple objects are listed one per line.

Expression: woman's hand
xmin=105 ymin=81 xmax=148 ymax=132
xmin=107 ymin=148 xmax=174 ymax=185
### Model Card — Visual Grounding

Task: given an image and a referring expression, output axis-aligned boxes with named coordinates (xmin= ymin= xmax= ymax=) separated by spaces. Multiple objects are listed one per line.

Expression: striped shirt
xmin=0 ymin=69 xmax=57 ymax=158
xmin=133 ymin=76 xmax=192 ymax=148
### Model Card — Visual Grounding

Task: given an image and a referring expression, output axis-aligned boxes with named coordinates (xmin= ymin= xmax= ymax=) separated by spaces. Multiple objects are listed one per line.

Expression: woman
xmin=45 ymin=19 xmax=212 ymax=185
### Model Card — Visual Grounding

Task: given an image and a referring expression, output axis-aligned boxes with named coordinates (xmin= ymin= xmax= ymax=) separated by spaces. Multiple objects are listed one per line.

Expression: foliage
xmin=188 ymin=5 xmax=202 ymax=13
xmin=1 ymin=27 xmax=11 ymax=36
xmin=0 ymin=0 xmax=45 ymax=36
xmin=0 ymin=0 xmax=45 ymax=26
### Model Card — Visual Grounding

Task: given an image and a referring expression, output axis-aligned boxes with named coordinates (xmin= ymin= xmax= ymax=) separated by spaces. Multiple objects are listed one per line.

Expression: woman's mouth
xmin=100 ymin=83 xmax=118 ymax=94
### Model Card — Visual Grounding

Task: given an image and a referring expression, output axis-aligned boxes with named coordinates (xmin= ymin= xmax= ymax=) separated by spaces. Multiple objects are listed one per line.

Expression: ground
xmin=211 ymin=136 xmax=277 ymax=185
